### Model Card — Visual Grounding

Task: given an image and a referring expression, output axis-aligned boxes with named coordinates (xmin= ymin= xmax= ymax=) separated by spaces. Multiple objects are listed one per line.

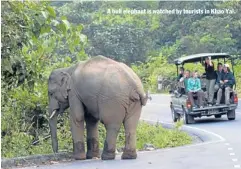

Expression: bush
xmin=2 ymin=119 xmax=192 ymax=158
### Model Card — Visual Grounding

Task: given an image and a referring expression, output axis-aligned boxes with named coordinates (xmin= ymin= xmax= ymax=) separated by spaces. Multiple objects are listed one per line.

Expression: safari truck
xmin=170 ymin=53 xmax=238 ymax=124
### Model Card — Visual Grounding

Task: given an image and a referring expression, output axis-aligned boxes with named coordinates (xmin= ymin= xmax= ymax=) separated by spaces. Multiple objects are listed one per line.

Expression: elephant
xmin=48 ymin=55 xmax=149 ymax=161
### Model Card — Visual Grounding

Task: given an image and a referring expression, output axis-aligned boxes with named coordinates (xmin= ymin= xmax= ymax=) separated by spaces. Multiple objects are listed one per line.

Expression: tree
xmin=1 ymin=1 xmax=87 ymax=158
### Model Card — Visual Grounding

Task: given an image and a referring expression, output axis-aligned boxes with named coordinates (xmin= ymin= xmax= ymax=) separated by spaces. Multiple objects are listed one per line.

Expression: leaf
xmin=59 ymin=23 xmax=66 ymax=34
xmin=61 ymin=16 xmax=67 ymax=20
xmin=22 ymin=45 xmax=29 ymax=54
xmin=69 ymin=45 xmax=74 ymax=54
xmin=2 ymin=59 xmax=13 ymax=73
xmin=76 ymin=25 xmax=83 ymax=32
xmin=65 ymin=56 xmax=72 ymax=62
xmin=62 ymin=20 xmax=70 ymax=30
xmin=46 ymin=47 xmax=54 ymax=53
xmin=40 ymin=26 xmax=51 ymax=35
xmin=51 ymin=19 xmax=59 ymax=26
xmin=79 ymin=34 xmax=87 ymax=43
xmin=47 ymin=6 xmax=56 ymax=18
xmin=41 ymin=11 xmax=48 ymax=19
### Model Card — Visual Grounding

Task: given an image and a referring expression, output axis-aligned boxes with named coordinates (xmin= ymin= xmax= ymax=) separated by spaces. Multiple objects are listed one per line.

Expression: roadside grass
xmin=2 ymin=120 xmax=192 ymax=158
xmin=115 ymin=120 xmax=192 ymax=150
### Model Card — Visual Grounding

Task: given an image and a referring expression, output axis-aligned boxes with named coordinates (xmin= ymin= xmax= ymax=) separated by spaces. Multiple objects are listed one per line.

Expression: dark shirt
xmin=221 ymin=71 xmax=235 ymax=87
xmin=205 ymin=62 xmax=216 ymax=80
xmin=215 ymin=70 xmax=224 ymax=84
xmin=177 ymin=74 xmax=183 ymax=81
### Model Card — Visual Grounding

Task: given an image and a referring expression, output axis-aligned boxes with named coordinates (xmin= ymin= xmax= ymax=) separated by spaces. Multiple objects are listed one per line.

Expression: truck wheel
xmin=215 ymin=114 xmax=222 ymax=118
xmin=227 ymin=110 xmax=235 ymax=120
xmin=183 ymin=109 xmax=195 ymax=124
xmin=171 ymin=106 xmax=180 ymax=122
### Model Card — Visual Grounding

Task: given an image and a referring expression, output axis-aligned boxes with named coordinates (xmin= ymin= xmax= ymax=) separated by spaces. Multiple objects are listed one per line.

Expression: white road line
xmin=144 ymin=99 xmax=241 ymax=169
xmin=141 ymin=118 xmax=226 ymax=149
xmin=141 ymin=118 xmax=225 ymax=141
xmin=182 ymin=125 xmax=226 ymax=141
xmin=136 ymin=140 xmax=225 ymax=154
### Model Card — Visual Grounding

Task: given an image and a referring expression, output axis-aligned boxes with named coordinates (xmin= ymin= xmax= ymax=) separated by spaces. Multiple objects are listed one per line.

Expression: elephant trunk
xmin=49 ymin=109 xmax=58 ymax=153
xmin=48 ymin=97 xmax=69 ymax=153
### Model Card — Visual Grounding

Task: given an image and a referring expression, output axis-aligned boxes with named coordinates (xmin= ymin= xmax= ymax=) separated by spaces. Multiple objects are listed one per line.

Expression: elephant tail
xmin=130 ymin=89 xmax=148 ymax=106
xmin=140 ymin=92 xmax=149 ymax=106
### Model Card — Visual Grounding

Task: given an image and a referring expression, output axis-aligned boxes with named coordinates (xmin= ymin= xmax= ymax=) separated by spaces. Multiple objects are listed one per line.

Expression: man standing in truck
xmin=203 ymin=56 xmax=216 ymax=106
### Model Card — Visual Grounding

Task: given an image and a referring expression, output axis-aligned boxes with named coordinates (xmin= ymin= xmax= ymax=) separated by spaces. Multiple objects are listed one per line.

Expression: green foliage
xmin=136 ymin=121 xmax=191 ymax=149
xmin=132 ymin=56 xmax=176 ymax=92
xmin=2 ymin=1 xmax=241 ymax=160
xmin=1 ymin=1 xmax=87 ymax=90
xmin=55 ymin=2 xmax=158 ymax=64
xmin=2 ymin=121 xmax=191 ymax=158
xmin=1 ymin=1 xmax=87 ymax=158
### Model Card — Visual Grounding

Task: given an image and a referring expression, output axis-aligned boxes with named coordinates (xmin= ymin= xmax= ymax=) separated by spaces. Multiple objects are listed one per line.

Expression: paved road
xmin=18 ymin=94 xmax=241 ymax=169
xmin=141 ymin=94 xmax=241 ymax=169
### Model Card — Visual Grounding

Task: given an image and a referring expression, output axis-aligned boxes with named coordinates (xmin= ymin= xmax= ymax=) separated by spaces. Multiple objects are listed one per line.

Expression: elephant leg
xmin=69 ymin=94 xmax=86 ymax=160
xmin=100 ymin=100 xmax=125 ymax=160
xmin=101 ymin=124 xmax=121 ymax=160
xmin=121 ymin=101 xmax=142 ymax=160
xmin=85 ymin=114 xmax=100 ymax=159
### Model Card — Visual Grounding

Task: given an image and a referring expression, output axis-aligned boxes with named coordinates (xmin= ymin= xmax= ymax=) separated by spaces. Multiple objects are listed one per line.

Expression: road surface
xmin=17 ymin=94 xmax=241 ymax=169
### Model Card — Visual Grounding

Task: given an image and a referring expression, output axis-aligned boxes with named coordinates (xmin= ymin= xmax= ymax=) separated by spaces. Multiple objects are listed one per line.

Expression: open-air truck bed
xmin=170 ymin=53 xmax=238 ymax=124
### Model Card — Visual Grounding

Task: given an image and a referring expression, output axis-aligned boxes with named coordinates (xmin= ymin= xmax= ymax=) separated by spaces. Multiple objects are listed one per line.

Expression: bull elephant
xmin=48 ymin=55 xmax=149 ymax=160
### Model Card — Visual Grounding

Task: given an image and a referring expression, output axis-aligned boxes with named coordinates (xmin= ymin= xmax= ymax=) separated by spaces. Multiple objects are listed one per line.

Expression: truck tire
xmin=171 ymin=106 xmax=180 ymax=122
xmin=183 ymin=109 xmax=195 ymax=124
xmin=227 ymin=110 xmax=235 ymax=120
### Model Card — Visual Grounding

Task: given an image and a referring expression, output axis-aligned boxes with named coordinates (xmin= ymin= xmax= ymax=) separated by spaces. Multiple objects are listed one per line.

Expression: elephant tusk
xmin=50 ymin=110 xmax=57 ymax=119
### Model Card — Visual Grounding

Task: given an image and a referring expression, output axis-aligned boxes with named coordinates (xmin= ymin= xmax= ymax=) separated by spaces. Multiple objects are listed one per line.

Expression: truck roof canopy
xmin=174 ymin=53 xmax=231 ymax=65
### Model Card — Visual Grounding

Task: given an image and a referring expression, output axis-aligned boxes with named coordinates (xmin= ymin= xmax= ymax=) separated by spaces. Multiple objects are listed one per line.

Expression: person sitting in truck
xmin=179 ymin=70 xmax=190 ymax=91
xmin=177 ymin=67 xmax=184 ymax=82
xmin=216 ymin=64 xmax=235 ymax=105
xmin=187 ymin=71 xmax=204 ymax=108
xmin=214 ymin=63 xmax=224 ymax=92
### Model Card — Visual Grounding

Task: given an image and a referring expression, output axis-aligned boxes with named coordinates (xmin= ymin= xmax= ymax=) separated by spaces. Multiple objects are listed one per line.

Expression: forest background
xmin=1 ymin=1 xmax=241 ymax=158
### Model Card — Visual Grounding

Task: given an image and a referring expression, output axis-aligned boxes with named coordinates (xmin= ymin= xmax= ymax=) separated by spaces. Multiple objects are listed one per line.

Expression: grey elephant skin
xmin=48 ymin=56 xmax=148 ymax=161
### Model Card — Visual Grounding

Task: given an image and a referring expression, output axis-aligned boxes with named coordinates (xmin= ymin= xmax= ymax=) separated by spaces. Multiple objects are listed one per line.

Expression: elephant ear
xmin=60 ymin=72 xmax=71 ymax=99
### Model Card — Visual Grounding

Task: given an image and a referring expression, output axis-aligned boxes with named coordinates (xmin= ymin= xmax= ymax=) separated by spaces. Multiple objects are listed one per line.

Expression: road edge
xmin=1 ymin=121 xmax=207 ymax=169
